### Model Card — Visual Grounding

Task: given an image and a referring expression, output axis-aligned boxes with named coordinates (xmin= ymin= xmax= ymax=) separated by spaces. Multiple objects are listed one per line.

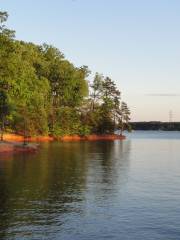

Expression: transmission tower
xmin=169 ymin=110 xmax=173 ymax=123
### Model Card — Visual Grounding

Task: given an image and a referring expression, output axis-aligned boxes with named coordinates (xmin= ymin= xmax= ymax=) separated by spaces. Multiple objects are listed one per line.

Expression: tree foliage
xmin=0 ymin=11 xmax=130 ymax=137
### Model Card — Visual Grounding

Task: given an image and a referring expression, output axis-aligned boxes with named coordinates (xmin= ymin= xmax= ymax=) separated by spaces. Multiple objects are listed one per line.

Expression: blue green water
xmin=0 ymin=131 xmax=180 ymax=239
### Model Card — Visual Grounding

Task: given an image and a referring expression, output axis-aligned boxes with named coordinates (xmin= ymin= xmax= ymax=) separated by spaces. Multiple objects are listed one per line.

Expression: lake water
xmin=0 ymin=131 xmax=180 ymax=240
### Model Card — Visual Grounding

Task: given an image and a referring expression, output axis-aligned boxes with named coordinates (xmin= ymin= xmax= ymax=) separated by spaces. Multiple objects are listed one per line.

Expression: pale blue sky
xmin=1 ymin=0 xmax=180 ymax=121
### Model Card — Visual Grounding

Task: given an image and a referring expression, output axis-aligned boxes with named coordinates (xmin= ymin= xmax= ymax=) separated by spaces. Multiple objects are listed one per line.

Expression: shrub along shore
xmin=0 ymin=11 xmax=131 ymax=146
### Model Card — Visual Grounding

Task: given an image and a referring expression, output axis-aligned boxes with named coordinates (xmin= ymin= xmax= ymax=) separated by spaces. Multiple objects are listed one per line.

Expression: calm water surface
xmin=0 ymin=131 xmax=180 ymax=239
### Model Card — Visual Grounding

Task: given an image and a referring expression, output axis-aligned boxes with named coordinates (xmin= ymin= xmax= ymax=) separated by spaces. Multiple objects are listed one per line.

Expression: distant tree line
xmin=131 ymin=122 xmax=180 ymax=131
xmin=0 ymin=11 xmax=130 ymax=140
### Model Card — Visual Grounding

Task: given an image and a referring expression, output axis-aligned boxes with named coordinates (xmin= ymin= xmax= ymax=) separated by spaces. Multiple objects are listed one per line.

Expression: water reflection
xmin=0 ymin=140 xmax=131 ymax=239
xmin=85 ymin=141 xmax=131 ymax=202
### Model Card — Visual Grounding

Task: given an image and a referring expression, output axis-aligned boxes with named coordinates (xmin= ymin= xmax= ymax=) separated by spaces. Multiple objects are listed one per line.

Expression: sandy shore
xmin=3 ymin=134 xmax=54 ymax=142
xmin=58 ymin=134 xmax=126 ymax=141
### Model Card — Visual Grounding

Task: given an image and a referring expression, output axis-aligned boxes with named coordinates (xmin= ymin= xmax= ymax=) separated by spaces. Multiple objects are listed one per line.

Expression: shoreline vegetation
xmin=0 ymin=11 xmax=131 ymax=153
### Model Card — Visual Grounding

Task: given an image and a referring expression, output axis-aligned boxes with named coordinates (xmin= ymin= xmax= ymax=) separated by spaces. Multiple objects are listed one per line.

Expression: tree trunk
xmin=120 ymin=118 xmax=123 ymax=136
xmin=23 ymin=119 xmax=27 ymax=146
xmin=0 ymin=117 xmax=4 ymax=141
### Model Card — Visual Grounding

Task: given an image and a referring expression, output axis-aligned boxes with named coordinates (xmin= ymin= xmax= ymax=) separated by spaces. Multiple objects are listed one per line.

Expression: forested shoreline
xmin=0 ymin=11 xmax=130 ymax=140
xmin=131 ymin=122 xmax=180 ymax=131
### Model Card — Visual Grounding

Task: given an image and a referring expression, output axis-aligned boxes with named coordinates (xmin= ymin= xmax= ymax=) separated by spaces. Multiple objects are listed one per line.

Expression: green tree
xmin=0 ymin=10 xmax=131 ymax=138
xmin=0 ymin=90 xmax=10 ymax=141
xmin=0 ymin=11 xmax=15 ymax=38
xmin=119 ymin=102 xmax=131 ymax=135
xmin=100 ymin=77 xmax=121 ymax=133
xmin=41 ymin=45 xmax=89 ymax=134
xmin=8 ymin=41 xmax=50 ymax=137
xmin=90 ymin=73 xmax=103 ymax=111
